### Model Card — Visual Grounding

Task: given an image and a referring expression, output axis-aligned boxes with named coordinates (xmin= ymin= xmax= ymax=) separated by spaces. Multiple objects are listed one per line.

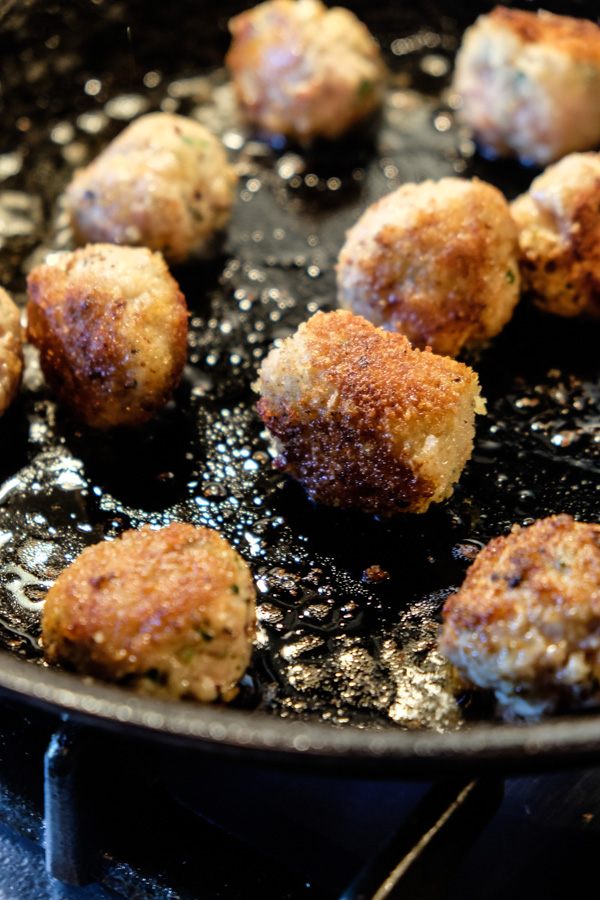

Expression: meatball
xmin=0 ymin=287 xmax=23 ymax=418
xmin=452 ymin=6 xmax=600 ymax=166
xmin=26 ymin=244 xmax=188 ymax=429
xmin=66 ymin=112 xmax=238 ymax=264
xmin=41 ymin=523 xmax=257 ymax=703
xmin=336 ymin=177 xmax=520 ymax=358
xmin=440 ymin=515 xmax=600 ymax=718
xmin=510 ymin=152 xmax=600 ymax=317
xmin=255 ymin=309 xmax=483 ymax=516
xmin=226 ymin=0 xmax=386 ymax=143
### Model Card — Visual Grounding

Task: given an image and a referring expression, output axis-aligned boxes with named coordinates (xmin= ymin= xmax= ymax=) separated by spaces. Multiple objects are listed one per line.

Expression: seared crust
xmin=226 ymin=0 xmax=386 ymax=142
xmin=337 ymin=177 xmax=520 ymax=358
xmin=489 ymin=6 xmax=600 ymax=62
xmin=66 ymin=112 xmax=237 ymax=264
xmin=0 ymin=287 xmax=23 ymax=418
xmin=440 ymin=514 xmax=600 ymax=717
xmin=452 ymin=7 xmax=600 ymax=165
xmin=510 ymin=152 xmax=600 ymax=317
xmin=255 ymin=310 xmax=482 ymax=516
xmin=26 ymin=244 xmax=188 ymax=429
xmin=41 ymin=523 xmax=257 ymax=703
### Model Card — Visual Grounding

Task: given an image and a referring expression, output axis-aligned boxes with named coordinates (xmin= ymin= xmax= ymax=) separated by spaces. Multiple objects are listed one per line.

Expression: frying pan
xmin=1 ymin=0 xmax=600 ymax=777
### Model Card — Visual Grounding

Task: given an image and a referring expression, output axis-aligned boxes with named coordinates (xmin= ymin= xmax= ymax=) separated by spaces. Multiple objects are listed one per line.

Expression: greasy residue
xmin=1 ymin=3 xmax=600 ymax=732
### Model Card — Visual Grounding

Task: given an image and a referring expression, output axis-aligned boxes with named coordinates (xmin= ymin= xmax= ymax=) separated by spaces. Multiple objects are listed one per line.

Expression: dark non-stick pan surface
xmin=1 ymin=0 xmax=600 ymax=775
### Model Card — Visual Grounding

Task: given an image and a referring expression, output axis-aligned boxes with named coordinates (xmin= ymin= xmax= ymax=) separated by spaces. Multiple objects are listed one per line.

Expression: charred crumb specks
xmin=362 ymin=565 xmax=390 ymax=584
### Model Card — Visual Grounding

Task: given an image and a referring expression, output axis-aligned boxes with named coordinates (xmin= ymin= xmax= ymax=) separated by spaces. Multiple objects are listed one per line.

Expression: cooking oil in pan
xmin=1 ymin=3 xmax=600 ymax=732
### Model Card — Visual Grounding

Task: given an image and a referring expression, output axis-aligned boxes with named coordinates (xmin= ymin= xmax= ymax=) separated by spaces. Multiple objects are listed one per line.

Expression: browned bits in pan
xmin=66 ymin=112 xmax=238 ymax=264
xmin=452 ymin=6 xmax=600 ymax=166
xmin=255 ymin=309 xmax=483 ymax=516
xmin=361 ymin=565 xmax=390 ymax=584
xmin=511 ymin=151 xmax=600 ymax=318
xmin=337 ymin=177 xmax=520 ymax=359
xmin=226 ymin=0 xmax=386 ymax=142
xmin=440 ymin=514 xmax=600 ymax=718
xmin=0 ymin=287 xmax=23 ymax=419
xmin=41 ymin=522 xmax=257 ymax=703
xmin=26 ymin=243 xmax=188 ymax=429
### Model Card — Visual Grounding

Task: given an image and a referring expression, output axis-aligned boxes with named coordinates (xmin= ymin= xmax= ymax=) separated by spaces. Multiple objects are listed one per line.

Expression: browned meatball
xmin=452 ymin=7 xmax=600 ymax=166
xmin=0 ymin=287 xmax=23 ymax=418
xmin=226 ymin=0 xmax=386 ymax=142
xmin=42 ymin=523 xmax=257 ymax=703
xmin=440 ymin=515 xmax=600 ymax=718
xmin=26 ymin=244 xmax=188 ymax=429
xmin=66 ymin=112 xmax=238 ymax=264
xmin=255 ymin=310 xmax=483 ymax=516
xmin=336 ymin=177 xmax=520 ymax=358
xmin=510 ymin=152 xmax=600 ymax=317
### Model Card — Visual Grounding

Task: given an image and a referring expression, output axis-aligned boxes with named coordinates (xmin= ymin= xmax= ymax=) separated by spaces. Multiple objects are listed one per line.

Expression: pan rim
xmin=2 ymin=651 xmax=600 ymax=774
xmin=5 ymin=0 xmax=600 ymax=779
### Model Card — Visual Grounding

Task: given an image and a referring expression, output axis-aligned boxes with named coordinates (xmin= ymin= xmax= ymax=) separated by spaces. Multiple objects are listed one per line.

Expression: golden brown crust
xmin=26 ymin=244 xmax=188 ymax=429
xmin=42 ymin=523 xmax=257 ymax=702
xmin=337 ymin=178 xmax=520 ymax=358
xmin=510 ymin=152 xmax=600 ymax=317
xmin=443 ymin=515 xmax=600 ymax=630
xmin=355 ymin=214 xmax=490 ymax=354
xmin=0 ymin=287 xmax=23 ymax=418
xmin=490 ymin=6 xmax=600 ymax=63
xmin=440 ymin=514 xmax=600 ymax=716
xmin=452 ymin=8 xmax=600 ymax=165
xmin=256 ymin=310 xmax=481 ymax=516
xmin=257 ymin=396 xmax=435 ymax=514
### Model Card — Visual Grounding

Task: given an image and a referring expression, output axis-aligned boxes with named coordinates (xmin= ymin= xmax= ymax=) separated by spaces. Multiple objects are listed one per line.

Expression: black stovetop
xmin=0 ymin=696 xmax=599 ymax=900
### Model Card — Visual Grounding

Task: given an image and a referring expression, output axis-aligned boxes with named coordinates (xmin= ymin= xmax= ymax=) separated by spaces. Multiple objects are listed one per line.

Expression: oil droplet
xmin=201 ymin=482 xmax=227 ymax=500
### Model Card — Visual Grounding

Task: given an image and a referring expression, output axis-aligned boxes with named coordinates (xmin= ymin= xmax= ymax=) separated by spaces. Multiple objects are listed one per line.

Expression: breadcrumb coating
xmin=440 ymin=514 xmax=600 ymax=718
xmin=337 ymin=177 xmax=520 ymax=358
xmin=226 ymin=0 xmax=386 ymax=142
xmin=26 ymin=244 xmax=188 ymax=429
xmin=42 ymin=523 xmax=257 ymax=703
xmin=66 ymin=112 xmax=238 ymax=264
xmin=510 ymin=152 xmax=600 ymax=317
xmin=0 ymin=287 xmax=23 ymax=418
xmin=452 ymin=6 xmax=600 ymax=166
xmin=255 ymin=309 xmax=483 ymax=516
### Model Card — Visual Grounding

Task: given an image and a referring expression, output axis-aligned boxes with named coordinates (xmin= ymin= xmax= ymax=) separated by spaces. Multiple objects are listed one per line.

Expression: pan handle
xmin=339 ymin=775 xmax=504 ymax=900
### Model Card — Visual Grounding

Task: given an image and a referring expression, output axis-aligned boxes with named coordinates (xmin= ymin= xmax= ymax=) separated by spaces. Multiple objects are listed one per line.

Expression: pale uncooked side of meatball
xmin=336 ymin=177 xmax=520 ymax=358
xmin=440 ymin=514 xmax=600 ymax=718
xmin=510 ymin=152 xmax=600 ymax=317
xmin=42 ymin=523 xmax=257 ymax=703
xmin=26 ymin=244 xmax=188 ymax=429
xmin=66 ymin=112 xmax=238 ymax=264
xmin=255 ymin=309 xmax=483 ymax=516
xmin=226 ymin=0 xmax=386 ymax=142
xmin=0 ymin=287 xmax=23 ymax=418
xmin=452 ymin=6 xmax=600 ymax=166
